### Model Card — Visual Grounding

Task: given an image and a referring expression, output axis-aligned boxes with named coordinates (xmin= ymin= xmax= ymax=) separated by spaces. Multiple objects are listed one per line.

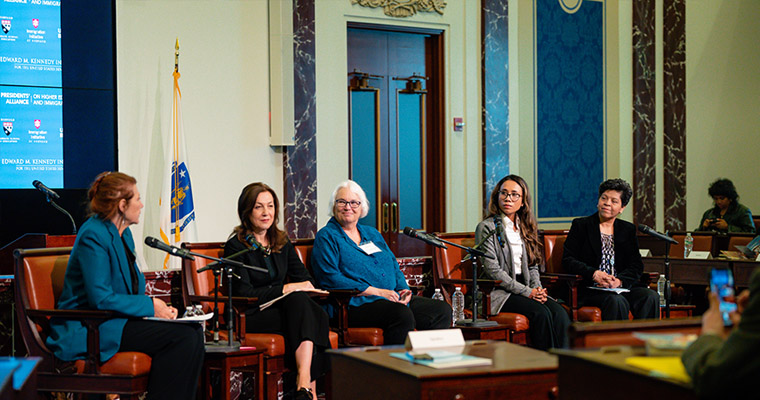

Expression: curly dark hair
xmin=598 ymin=178 xmax=633 ymax=207
xmin=708 ymin=178 xmax=738 ymax=201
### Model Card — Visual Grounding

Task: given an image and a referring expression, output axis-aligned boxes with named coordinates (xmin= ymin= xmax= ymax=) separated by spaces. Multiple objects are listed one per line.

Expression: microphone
xmin=462 ymin=229 xmax=498 ymax=261
xmin=402 ymin=227 xmax=447 ymax=249
xmin=244 ymin=234 xmax=262 ymax=251
xmin=144 ymin=236 xmax=195 ymax=260
xmin=32 ymin=180 xmax=60 ymax=199
xmin=637 ymin=224 xmax=678 ymax=245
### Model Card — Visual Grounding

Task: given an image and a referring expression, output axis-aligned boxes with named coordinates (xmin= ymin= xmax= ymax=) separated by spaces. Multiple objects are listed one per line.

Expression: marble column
xmin=283 ymin=0 xmax=318 ymax=239
xmin=663 ymin=0 xmax=686 ymax=231
xmin=632 ymin=0 xmax=656 ymax=227
xmin=481 ymin=0 xmax=509 ymax=204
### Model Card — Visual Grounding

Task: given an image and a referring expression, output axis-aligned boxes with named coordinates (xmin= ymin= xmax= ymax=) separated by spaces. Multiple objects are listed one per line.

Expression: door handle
xmin=382 ymin=203 xmax=390 ymax=233
xmin=391 ymin=202 xmax=398 ymax=233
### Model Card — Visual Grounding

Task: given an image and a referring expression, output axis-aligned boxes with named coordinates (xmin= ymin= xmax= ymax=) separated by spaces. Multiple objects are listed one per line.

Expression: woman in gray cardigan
xmin=475 ymin=175 xmax=569 ymax=350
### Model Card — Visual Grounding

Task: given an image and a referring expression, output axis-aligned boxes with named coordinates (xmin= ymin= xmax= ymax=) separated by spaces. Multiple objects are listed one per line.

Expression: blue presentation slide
xmin=0 ymin=0 xmax=62 ymax=87
xmin=0 ymin=85 xmax=63 ymax=188
xmin=1 ymin=0 xmax=62 ymax=188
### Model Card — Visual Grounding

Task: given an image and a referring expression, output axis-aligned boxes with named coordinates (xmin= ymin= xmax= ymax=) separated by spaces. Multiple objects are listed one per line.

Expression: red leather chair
xmin=292 ymin=238 xmax=384 ymax=346
xmin=14 ymin=247 xmax=150 ymax=399
xmin=541 ymin=230 xmax=602 ymax=322
xmin=668 ymin=232 xmax=714 ymax=258
xmin=180 ymin=242 xmax=338 ymax=400
xmin=431 ymin=232 xmax=531 ymax=345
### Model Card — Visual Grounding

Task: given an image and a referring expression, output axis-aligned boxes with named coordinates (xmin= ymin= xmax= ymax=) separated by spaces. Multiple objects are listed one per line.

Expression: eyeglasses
xmin=336 ymin=199 xmax=362 ymax=209
xmin=498 ymin=190 xmax=521 ymax=201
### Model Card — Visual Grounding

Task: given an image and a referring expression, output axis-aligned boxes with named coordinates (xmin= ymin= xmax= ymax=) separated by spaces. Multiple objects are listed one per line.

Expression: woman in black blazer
xmin=561 ymin=179 xmax=659 ymax=320
xmin=224 ymin=182 xmax=329 ymax=400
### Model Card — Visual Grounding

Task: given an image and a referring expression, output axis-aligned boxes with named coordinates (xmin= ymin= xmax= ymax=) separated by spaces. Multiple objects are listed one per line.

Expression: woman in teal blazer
xmin=46 ymin=172 xmax=204 ymax=400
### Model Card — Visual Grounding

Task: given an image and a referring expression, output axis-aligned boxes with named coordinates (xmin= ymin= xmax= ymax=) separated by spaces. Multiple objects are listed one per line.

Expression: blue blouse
xmin=312 ymin=217 xmax=409 ymax=307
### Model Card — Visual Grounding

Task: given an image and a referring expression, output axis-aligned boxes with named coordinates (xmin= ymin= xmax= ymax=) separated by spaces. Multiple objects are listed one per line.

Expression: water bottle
xmin=657 ymin=274 xmax=667 ymax=307
xmin=684 ymin=232 xmax=693 ymax=258
xmin=182 ymin=306 xmax=193 ymax=318
xmin=432 ymin=288 xmax=444 ymax=301
xmin=193 ymin=304 xmax=204 ymax=316
xmin=452 ymin=287 xmax=465 ymax=324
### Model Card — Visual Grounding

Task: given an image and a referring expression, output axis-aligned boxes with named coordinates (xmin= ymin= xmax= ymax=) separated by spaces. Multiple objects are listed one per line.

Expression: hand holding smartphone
xmin=710 ymin=268 xmax=737 ymax=326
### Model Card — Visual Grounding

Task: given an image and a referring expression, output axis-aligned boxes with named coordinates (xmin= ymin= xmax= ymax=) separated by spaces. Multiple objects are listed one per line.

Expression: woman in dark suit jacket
xmin=476 ymin=175 xmax=569 ymax=350
xmin=562 ymin=178 xmax=659 ymax=320
xmin=47 ymin=172 xmax=204 ymax=400
xmin=224 ymin=182 xmax=329 ymax=400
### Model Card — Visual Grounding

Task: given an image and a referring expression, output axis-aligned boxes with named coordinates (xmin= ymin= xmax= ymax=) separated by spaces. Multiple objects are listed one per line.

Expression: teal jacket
xmin=46 ymin=216 xmax=154 ymax=362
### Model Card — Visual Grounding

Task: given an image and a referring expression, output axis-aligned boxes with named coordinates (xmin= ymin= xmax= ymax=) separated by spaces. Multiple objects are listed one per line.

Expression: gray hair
xmin=328 ymin=180 xmax=370 ymax=219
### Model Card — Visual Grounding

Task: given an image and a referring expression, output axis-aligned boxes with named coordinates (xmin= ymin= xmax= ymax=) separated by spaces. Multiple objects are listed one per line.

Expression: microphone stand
xmin=434 ymin=236 xmax=498 ymax=327
xmin=187 ymin=249 xmax=267 ymax=349
xmin=44 ymin=194 xmax=77 ymax=234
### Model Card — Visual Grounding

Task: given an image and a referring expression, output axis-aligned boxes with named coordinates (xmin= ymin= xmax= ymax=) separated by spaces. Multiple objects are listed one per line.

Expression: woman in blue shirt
xmin=312 ymin=180 xmax=451 ymax=345
xmin=46 ymin=172 xmax=204 ymax=400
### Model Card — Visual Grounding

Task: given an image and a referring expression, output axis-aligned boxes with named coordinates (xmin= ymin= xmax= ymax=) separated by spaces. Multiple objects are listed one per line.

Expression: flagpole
xmin=175 ymin=37 xmax=179 ymax=73
xmin=173 ymin=39 xmax=181 ymax=243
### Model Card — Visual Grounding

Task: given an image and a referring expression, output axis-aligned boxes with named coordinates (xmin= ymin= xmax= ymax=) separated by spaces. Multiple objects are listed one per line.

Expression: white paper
xmin=587 ymin=286 xmax=630 ymax=294
xmin=144 ymin=312 xmax=213 ymax=323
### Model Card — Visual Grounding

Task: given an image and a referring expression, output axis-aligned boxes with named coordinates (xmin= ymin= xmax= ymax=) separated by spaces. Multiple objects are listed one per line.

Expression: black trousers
xmin=348 ymin=296 xmax=452 ymax=345
xmin=499 ymin=294 xmax=570 ymax=350
xmin=580 ymin=286 xmax=660 ymax=320
xmin=245 ymin=292 xmax=331 ymax=379
xmin=119 ymin=319 xmax=205 ymax=400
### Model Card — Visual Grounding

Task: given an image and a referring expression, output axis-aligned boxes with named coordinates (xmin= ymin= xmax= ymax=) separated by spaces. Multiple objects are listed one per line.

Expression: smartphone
xmin=710 ymin=268 xmax=737 ymax=326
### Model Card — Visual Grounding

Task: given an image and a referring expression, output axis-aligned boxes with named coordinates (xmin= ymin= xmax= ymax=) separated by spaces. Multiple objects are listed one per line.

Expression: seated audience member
xmin=562 ymin=178 xmax=659 ymax=320
xmin=46 ymin=172 xmax=204 ymax=400
xmin=311 ymin=180 xmax=452 ymax=345
xmin=225 ymin=182 xmax=330 ymax=400
xmin=682 ymin=268 xmax=760 ymax=398
xmin=697 ymin=178 xmax=755 ymax=233
xmin=476 ymin=174 xmax=569 ymax=350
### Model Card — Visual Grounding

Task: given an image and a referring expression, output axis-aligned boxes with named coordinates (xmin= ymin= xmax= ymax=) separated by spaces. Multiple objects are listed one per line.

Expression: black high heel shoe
xmin=294 ymin=387 xmax=314 ymax=400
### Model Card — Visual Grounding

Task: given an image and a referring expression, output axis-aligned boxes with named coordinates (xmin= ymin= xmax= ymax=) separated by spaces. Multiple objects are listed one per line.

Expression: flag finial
xmin=174 ymin=37 xmax=180 ymax=73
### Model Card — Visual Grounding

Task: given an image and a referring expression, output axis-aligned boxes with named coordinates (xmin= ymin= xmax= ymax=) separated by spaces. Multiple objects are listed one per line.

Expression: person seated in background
xmin=475 ymin=175 xmax=569 ymax=350
xmin=682 ymin=268 xmax=760 ymax=398
xmin=311 ymin=180 xmax=452 ymax=345
xmin=47 ymin=172 xmax=204 ymax=400
xmin=697 ymin=178 xmax=756 ymax=234
xmin=562 ymin=178 xmax=659 ymax=320
xmin=224 ymin=182 xmax=330 ymax=400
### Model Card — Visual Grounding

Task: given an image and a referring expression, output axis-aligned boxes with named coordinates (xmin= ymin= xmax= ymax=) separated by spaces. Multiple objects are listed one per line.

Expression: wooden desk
xmin=328 ymin=341 xmax=557 ymax=400
xmin=641 ymin=257 xmax=730 ymax=285
xmin=202 ymin=346 xmax=264 ymax=400
xmin=553 ymin=347 xmax=696 ymax=400
xmin=732 ymin=260 xmax=759 ymax=288
xmin=459 ymin=324 xmax=509 ymax=341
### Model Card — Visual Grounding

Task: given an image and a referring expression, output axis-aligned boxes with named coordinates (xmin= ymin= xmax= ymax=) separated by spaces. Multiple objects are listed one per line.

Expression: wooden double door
xmin=347 ymin=26 xmax=444 ymax=257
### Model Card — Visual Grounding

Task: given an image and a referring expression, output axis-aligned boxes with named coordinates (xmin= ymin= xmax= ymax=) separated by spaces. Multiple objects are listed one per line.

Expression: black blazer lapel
xmin=586 ymin=214 xmax=603 ymax=267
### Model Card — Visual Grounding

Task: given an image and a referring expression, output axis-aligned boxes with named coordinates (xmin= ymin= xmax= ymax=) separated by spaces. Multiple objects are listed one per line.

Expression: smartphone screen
xmin=710 ymin=268 xmax=737 ymax=326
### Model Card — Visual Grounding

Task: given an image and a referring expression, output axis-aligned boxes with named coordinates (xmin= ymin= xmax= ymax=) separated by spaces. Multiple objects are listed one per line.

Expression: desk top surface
xmin=328 ymin=340 xmax=557 ymax=379
xmin=553 ymin=346 xmax=692 ymax=389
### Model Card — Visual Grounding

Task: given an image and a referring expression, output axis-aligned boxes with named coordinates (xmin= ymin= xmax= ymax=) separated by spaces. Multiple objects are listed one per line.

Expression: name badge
xmin=359 ymin=241 xmax=382 ymax=255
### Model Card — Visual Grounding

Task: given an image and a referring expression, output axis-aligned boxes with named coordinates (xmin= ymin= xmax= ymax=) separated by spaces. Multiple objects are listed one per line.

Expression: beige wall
xmin=686 ymin=0 xmax=760 ymax=230
xmin=116 ymin=0 xmax=281 ymax=269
